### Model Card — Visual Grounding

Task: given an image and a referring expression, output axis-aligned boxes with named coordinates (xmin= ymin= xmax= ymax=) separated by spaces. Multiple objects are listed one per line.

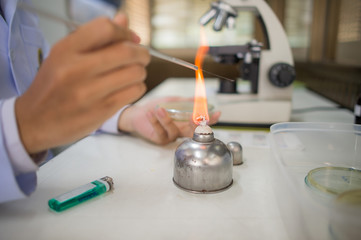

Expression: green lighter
xmin=48 ymin=176 xmax=114 ymax=212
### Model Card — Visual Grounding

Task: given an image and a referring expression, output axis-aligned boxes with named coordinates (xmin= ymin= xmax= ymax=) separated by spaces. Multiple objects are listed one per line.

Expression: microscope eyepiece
xmin=199 ymin=2 xmax=219 ymax=26
xmin=213 ymin=9 xmax=229 ymax=31
xmin=199 ymin=1 xmax=237 ymax=31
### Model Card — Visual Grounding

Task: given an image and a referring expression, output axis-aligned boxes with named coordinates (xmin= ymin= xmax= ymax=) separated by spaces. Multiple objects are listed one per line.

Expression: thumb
xmin=113 ymin=11 xmax=128 ymax=27
xmin=113 ymin=12 xmax=141 ymax=44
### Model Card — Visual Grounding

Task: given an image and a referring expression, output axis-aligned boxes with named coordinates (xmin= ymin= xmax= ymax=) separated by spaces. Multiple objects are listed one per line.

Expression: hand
xmin=16 ymin=13 xmax=150 ymax=154
xmin=118 ymin=97 xmax=221 ymax=145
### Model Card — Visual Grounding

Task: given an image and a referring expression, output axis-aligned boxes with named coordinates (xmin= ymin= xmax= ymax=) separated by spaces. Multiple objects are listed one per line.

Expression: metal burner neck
xmin=193 ymin=132 xmax=215 ymax=142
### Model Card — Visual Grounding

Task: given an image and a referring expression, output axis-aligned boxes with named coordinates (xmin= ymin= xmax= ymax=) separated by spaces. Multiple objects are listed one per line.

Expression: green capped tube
xmin=48 ymin=176 xmax=113 ymax=212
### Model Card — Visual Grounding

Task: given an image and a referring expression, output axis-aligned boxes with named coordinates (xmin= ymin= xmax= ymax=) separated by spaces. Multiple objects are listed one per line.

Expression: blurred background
xmin=32 ymin=0 xmax=361 ymax=111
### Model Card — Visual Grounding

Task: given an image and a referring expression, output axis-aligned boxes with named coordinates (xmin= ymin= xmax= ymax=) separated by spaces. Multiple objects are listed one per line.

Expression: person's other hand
xmin=16 ymin=13 xmax=150 ymax=154
xmin=118 ymin=97 xmax=221 ymax=145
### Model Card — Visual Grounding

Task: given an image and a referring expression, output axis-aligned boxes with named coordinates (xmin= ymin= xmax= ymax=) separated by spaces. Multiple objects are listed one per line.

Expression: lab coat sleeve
xmin=0 ymin=99 xmax=37 ymax=203
xmin=98 ymin=105 xmax=130 ymax=134
xmin=1 ymin=98 xmax=40 ymax=174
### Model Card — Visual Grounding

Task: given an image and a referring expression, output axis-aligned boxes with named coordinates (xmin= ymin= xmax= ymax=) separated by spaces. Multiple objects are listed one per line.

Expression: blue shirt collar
xmin=0 ymin=0 xmax=17 ymax=24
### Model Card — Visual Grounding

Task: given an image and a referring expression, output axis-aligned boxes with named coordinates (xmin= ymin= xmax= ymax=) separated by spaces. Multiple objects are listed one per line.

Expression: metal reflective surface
xmin=227 ymin=142 xmax=243 ymax=165
xmin=173 ymin=132 xmax=233 ymax=193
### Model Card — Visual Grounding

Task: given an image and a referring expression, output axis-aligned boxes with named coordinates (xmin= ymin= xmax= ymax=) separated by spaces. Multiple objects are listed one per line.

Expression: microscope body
xmin=201 ymin=0 xmax=295 ymax=125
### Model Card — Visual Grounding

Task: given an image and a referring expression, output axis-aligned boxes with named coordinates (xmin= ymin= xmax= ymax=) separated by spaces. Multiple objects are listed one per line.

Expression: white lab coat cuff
xmin=1 ymin=97 xmax=40 ymax=174
xmin=99 ymin=105 xmax=131 ymax=134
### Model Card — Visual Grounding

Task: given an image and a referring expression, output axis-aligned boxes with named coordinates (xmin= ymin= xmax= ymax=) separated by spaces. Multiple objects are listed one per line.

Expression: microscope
xmin=200 ymin=0 xmax=295 ymax=126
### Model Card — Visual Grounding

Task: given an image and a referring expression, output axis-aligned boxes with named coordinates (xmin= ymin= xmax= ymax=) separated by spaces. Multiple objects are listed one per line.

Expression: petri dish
xmin=305 ymin=167 xmax=361 ymax=196
xmin=157 ymin=101 xmax=214 ymax=121
xmin=335 ymin=189 xmax=361 ymax=206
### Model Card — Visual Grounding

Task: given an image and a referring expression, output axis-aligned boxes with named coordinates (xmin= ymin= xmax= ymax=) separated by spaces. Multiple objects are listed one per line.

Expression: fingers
xmin=146 ymin=107 xmax=180 ymax=145
xmin=84 ymin=83 xmax=147 ymax=126
xmin=113 ymin=12 xmax=141 ymax=44
xmin=65 ymin=17 xmax=134 ymax=52
xmin=113 ymin=12 xmax=129 ymax=27
xmin=90 ymin=64 xmax=147 ymax=100
xmin=47 ymin=37 xmax=150 ymax=105
xmin=156 ymin=107 xmax=180 ymax=141
xmin=84 ymin=41 xmax=150 ymax=77
xmin=103 ymin=83 xmax=147 ymax=112
xmin=69 ymin=46 xmax=148 ymax=103
xmin=84 ymin=69 xmax=147 ymax=112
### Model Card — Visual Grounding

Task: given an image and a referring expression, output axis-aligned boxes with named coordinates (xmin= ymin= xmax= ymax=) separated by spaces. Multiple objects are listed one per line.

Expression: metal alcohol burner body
xmin=173 ymin=126 xmax=233 ymax=193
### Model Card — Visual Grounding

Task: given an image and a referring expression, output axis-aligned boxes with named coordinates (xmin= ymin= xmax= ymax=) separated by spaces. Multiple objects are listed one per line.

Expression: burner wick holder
xmin=173 ymin=124 xmax=235 ymax=193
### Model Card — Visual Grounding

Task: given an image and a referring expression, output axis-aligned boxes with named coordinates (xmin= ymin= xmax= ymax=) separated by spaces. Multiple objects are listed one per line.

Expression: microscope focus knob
xmin=268 ymin=63 xmax=296 ymax=88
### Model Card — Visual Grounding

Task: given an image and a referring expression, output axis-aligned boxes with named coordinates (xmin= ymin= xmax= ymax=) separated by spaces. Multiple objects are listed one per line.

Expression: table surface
xmin=139 ymin=78 xmax=354 ymax=124
xmin=0 ymin=78 xmax=354 ymax=240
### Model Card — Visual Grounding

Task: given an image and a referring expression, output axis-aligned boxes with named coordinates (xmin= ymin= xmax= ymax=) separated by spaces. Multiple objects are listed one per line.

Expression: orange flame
xmin=192 ymin=27 xmax=210 ymax=125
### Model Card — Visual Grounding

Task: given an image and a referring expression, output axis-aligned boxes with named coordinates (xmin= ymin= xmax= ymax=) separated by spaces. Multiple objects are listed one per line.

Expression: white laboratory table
xmin=139 ymin=78 xmax=354 ymax=124
xmin=0 ymin=78 xmax=354 ymax=240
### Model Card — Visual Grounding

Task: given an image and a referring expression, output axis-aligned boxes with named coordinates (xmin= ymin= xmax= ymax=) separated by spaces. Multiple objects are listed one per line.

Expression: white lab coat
xmin=0 ymin=0 xmax=124 ymax=203
xmin=0 ymin=0 xmax=48 ymax=203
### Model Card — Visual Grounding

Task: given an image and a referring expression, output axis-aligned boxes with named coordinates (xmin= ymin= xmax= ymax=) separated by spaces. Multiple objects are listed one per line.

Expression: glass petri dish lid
xmin=335 ymin=189 xmax=361 ymax=206
xmin=305 ymin=167 xmax=361 ymax=196
xmin=157 ymin=100 xmax=214 ymax=121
